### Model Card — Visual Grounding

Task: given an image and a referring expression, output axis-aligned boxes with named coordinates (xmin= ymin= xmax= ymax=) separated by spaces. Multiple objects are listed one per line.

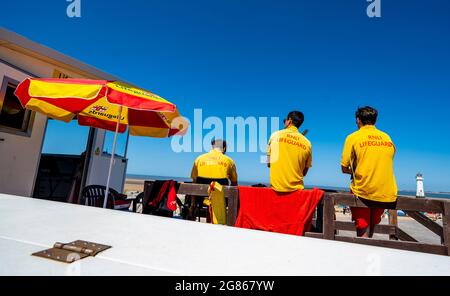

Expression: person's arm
xmin=190 ymin=160 xmax=198 ymax=183
xmin=341 ymin=136 xmax=353 ymax=175
xmin=303 ymin=147 xmax=312 ymax=176
xmin=303 ymin=167 xmax=309 ymax=176
xmin=229 ymin=162 xmax=238 ymax=186
xmin=341 ymin=166 xmax=352 ymax=175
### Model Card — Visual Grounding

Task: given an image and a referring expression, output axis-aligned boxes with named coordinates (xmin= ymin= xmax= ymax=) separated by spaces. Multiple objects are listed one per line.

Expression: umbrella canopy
xmin=14 ymin=78 xmax=189 ymax=208
xmin=15 ymin=78 xmax=188 ymax=137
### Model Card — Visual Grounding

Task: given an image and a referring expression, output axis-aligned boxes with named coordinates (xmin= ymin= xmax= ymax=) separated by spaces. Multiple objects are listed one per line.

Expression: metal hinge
xmin=32 ymin=240 xmax=111 ymax=263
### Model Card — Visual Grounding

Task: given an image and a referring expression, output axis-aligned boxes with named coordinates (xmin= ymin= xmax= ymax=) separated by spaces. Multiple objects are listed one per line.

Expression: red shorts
xmin=350 ymin=207 xmax=385 ymax=230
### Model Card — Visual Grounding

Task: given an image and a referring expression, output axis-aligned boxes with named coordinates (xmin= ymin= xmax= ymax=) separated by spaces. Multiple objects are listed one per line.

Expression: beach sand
xmin=124 ymin=178 xmax=145 ymax=194
xmin=124 ymin=178 xmax=443 ymax=245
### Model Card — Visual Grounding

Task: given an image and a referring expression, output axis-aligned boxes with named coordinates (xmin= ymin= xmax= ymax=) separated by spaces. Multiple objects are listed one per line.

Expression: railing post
xmin=315 ymin=198 xmax=324 ymax=233
xmin=142 ymin=181 xmax=154 ymax=214
xmin=323 ymin=193 xmax=335 ymax=240
xmin=388 ymin=210 xmax=398 ymax=240
xmin=442 ymin=202 xmax=450 ymax=255
xmin=226 ymin=187 xmax=239 ymax=226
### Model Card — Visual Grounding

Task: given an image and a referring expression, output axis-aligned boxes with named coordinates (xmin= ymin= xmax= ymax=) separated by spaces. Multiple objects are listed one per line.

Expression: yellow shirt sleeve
xmin=228 ymin=161 xmax=238 ymax=183
xmin=305 ymin=148 xmax=312 ymax=168
xmin=190 ymin=159 xmax=198 ymax=180
xmin=341 ymin=135 xmax=354 ymax=168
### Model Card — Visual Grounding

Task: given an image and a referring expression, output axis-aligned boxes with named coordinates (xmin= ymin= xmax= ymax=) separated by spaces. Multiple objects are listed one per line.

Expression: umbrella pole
xmin=103 ymin=106 xmax=123 ymax=208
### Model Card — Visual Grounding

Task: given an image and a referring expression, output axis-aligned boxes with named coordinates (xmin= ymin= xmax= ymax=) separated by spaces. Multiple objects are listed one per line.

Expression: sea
xmin=127 ymin=174 xmax=450 ymax=200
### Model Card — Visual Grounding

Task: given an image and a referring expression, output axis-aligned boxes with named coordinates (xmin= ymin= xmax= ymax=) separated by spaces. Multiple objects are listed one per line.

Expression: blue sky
xmin=2 ymin=0 xmax=450 ymax=191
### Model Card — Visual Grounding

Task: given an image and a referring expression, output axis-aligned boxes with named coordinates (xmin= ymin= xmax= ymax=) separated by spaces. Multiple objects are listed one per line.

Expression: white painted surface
xmin=0 ymin=61 xmax=47 ymax=197
xmin=86 ymin=129 xmax=127 ymax=193
xmin=1 ymin=194 xmax=450 ymax=276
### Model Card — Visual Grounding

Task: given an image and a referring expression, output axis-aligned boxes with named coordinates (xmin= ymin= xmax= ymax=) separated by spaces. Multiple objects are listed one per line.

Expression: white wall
xmin=0 ymin=46 xmax=86 ymax=79
xmin=86 ymin=155 xmax=127 ymax=193
xmin=86 ymin=129 xmax=127 ymax=193
xmin=0 ymin=62 xmax=47 ymax=196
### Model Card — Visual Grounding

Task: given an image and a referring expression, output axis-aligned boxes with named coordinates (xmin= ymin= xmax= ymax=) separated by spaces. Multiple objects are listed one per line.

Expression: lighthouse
xmin=416 ymin=173 xmax=425 ymax=198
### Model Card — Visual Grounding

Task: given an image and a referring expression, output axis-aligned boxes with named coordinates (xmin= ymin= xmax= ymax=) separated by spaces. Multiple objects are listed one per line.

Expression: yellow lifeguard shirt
xmin=191 ymin=149 xmax=238 ymax=183
xmin=341 ymin=125 xmax=398 ymax=203
xmin=268 ymin=126 xmax=312 ymax=192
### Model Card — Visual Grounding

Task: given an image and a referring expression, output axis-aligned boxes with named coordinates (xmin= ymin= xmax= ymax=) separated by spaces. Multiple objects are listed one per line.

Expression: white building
xmin=0 ymin=28 xmax=128 ymax=201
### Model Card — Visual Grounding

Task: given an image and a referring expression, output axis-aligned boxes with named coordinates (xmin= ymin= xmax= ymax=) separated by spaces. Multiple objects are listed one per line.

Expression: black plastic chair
xmin=132 ymin=192 xmax=144 ymax=213
xmin=80 ymin=185 xmax=122 ymax=209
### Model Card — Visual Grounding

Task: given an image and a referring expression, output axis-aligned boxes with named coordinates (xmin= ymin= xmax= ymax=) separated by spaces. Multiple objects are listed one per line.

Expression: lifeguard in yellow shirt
xmin=189 ymin=139 xmax=237 ymax=222
xmin=267 ymin=111 xmax=312 ymax=192
xmin=191 ymin=139 xmax=238 ymax=186
xmin=341 ymin=106 xmax=398 ymax=238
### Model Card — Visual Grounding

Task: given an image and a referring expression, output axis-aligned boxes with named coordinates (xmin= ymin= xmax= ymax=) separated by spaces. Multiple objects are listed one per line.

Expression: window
xmin=42 ymin=119 xmax=90 ymax=155
xmin=0 ymin=77 xmax=34 ymax=136
xmin=103 ymin=130 xmax=128 ymax=158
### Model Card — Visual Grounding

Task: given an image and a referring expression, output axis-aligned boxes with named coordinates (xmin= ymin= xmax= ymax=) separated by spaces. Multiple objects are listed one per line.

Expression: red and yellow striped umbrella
xmin=14 ymin=78 xmax=189 ymax=208
xmin=15 ymin=78 xmax=188 ymax=137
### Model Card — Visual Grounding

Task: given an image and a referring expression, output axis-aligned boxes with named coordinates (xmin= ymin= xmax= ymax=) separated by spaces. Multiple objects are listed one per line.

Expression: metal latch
xmin=32 ymin=240 xmax=111 ymax=263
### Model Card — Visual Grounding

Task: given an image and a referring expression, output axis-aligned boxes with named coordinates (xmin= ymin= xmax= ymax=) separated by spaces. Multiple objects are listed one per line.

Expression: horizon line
xmin=125 ymin=173 xmax=447 ymax=194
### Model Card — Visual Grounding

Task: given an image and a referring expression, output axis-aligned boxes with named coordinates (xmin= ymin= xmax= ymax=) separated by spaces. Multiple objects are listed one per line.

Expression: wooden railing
xmin=143 ymin=181 xmax=450 ymax=256
xmin=304 ymin=192 xmax=450 ymax=256
xmin=177 ymin=183 xmax=239 ymax=226
xmin=143 ymin=181 xmax=239 ymax=226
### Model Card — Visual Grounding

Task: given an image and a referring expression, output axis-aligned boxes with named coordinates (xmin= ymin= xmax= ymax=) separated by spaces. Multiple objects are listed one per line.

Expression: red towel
xmin=235 ymin=187 xmax=324 ymax=236
xmin=166 ymin=181 xmax=178 ymax=211
xmin=148 ymin=180 xmax=177 ymax=211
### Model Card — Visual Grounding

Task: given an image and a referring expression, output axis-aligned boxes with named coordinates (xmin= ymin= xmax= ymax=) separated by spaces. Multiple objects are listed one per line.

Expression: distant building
xmin=416 ymin=173 xmax=425 ymax=198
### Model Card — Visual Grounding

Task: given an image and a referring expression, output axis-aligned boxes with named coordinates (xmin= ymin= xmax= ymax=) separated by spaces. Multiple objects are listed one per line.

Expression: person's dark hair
xmin=286 ymin=111 xmax=304 ymax=128
xmin=211 ymin=138 xmax=226 ymax=150
xmin=355 ymin=106 xmax=378 ymax=125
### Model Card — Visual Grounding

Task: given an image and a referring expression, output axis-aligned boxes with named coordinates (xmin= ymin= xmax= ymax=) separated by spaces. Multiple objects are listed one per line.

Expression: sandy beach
xmin=124 ymin=178 xmax=145 ymax=194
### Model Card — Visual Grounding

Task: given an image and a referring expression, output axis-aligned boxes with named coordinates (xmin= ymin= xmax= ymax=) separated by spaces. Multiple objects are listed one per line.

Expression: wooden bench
xmin=305 ymin=192 xmax=450 ymax=256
